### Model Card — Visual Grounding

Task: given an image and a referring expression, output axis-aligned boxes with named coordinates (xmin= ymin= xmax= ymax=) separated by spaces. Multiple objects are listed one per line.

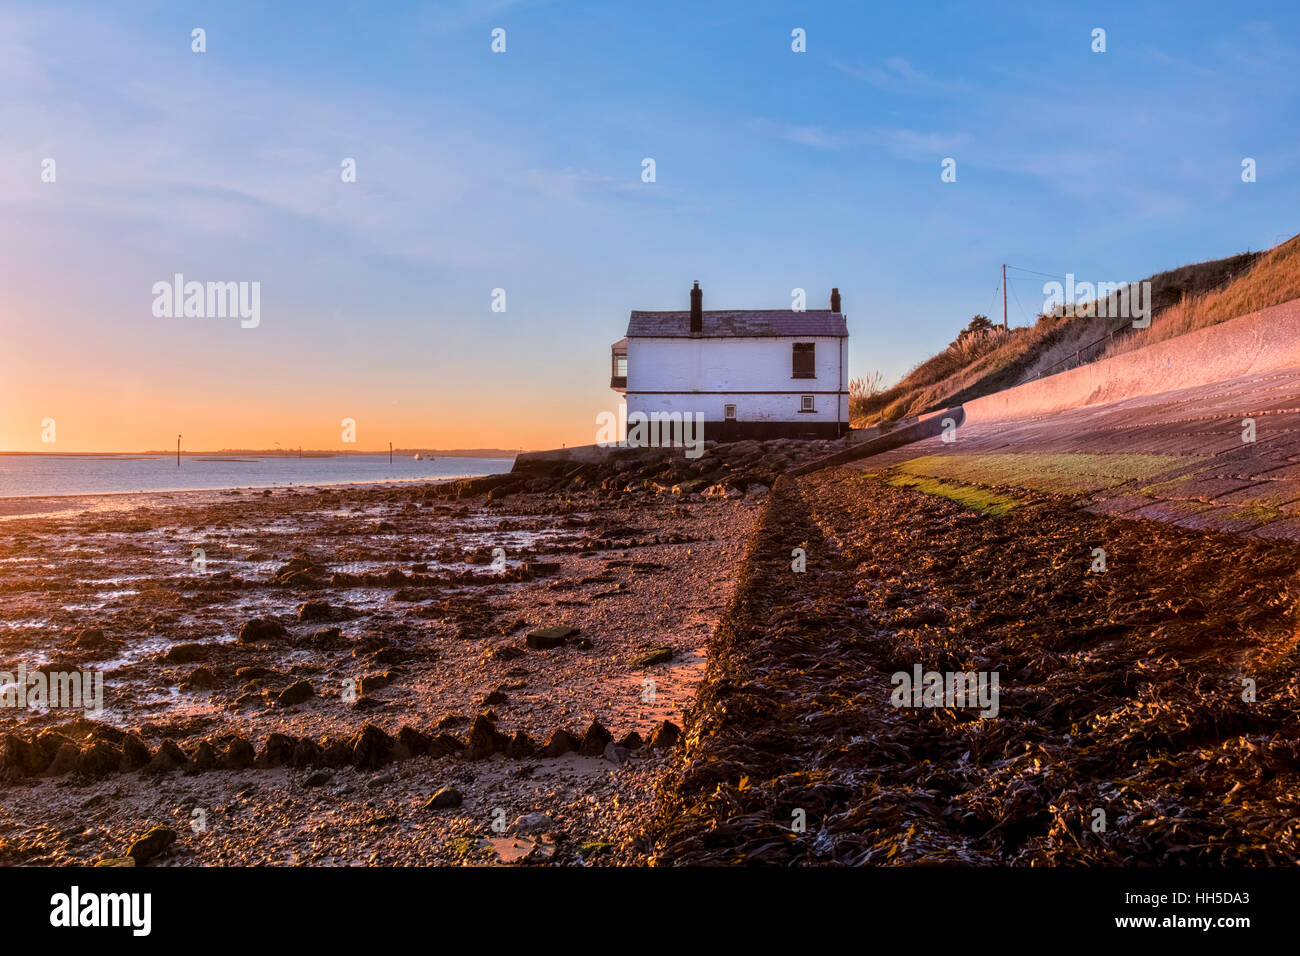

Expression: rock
xmin=297 ymin=601 xmax=332 ymax=621
xmin=255 ymin=733 xmax=297 ymax=768
xmin=632 ymin=647 xmax=674 ymax=667
xmin=484 ymin=644 xmax=525 ymax=662
xmin=77 ymin=740 xmax=123 ymax=778
xmin=304 ymin=770 xmax=332 ymax=788
xmin=181 ymin=667 xmax=219 ymax=691
xmin=367 ymin=771 xmax=396 ymax=788
xmin=121 ymin=734 xmax=152 ymax=771
xmin=46 ymin=742 xmax=81 ymax=775
xmin=272 ymin=556 xmax=321 ymax=586
xmin=602 ymin=742 xmax=630 ymax=764
xmin=276 ymin=679 xmax=315 ymax=707
xmin=36 ymin=730 xmax=75 ymax=764
xmin=220 ymin=737 xmax=255 ymax=770
xmin=541 ymin=728 xmax=579 ymax=757
xmin=73 ymin=628 xmax=115 ymax=651
xmin=512 ymin=812 xmax=554 ymax=836
xmin=291 ymin=737 xmax=322 ymax=768
xmin=578 ymin=720 xmax=613 ymax=757
xmin=426 ymin=787 xmax=463 ymax=809
xmin=1 ymin=734 xmax=44 ymax=775
xmin=89 ymin=724 xmax=127 ymax=745
xmin=359 ymin=672 xmax=394 ymax=695
xmin=148 ymin=739 xmax=188 ymax=772
xmin=396 ymin=726 xmax=431 ymax=757
xmin=190 ymin=740 xmax=218 ymax=772
xmin=525 ymin=626 xmax=578 ymax=650
xmin=505 ymin=730 xmax=536 ymax=758
xmin=311 ymin=627 xmax=343 ymax=645
xmin=617 ymin=731 xmax=644 ymax=750
xmin=350 ymin=724 xmax=395 ymax=770
xmin=127 ymin=826 xmax=177 ymax=866
xmin=466 ymin=715 xmax=505 ymax=760
xmin=164 ymin=642 xmax=208 ymax=664
xmin=237 ymin=618 xmax=287 ymax=644
xmin=482 ymin=689 xmax=508 ymax=706
xmin=647 ymin=720 xmax=681 ymax=750
xmin=320 ymin=737 xmax=353 ymax=767
xmin=427 ymin=734 xmax=465 ymax=758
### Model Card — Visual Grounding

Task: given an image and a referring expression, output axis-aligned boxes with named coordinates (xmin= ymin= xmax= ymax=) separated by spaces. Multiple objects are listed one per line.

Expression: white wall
xmin=625 ymin=335 xmax=847 ymax=423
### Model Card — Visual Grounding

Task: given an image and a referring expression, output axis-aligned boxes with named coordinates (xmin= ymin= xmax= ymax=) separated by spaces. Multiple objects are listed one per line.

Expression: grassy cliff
xmin=852 ymin=242 xmax=1275 ymax=426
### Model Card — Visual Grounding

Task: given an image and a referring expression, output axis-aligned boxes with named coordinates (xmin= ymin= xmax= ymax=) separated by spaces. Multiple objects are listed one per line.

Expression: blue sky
xmin=2 ymin=0 xmax=1298 ymax=450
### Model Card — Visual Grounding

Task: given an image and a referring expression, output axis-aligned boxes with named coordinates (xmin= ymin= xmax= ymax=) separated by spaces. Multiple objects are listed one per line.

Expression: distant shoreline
xmin=0 ymin=473 xmax=495 ymax=517
xmin=0 ymin=449 xmax=524 ymax=458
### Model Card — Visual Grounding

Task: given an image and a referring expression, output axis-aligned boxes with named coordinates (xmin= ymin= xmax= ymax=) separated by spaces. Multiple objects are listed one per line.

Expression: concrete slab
xmin=843 ymin=361 xmax=1300 ymax=542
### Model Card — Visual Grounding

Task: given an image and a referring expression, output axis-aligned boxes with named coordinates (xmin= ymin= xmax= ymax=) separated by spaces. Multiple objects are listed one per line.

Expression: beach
xmin=7 ymin=435 xmax=1297 ymax=867
xmin=0 ymin=442 xmax=812 ymax=865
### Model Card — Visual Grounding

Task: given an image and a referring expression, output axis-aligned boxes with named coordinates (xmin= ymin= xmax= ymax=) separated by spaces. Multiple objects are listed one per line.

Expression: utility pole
xmin=177 ymin=434 xmax=182 ymax=467
xmin=389 ymin=442 xmax=393 ymax=464
xmin=1002 ymin=263 xmax=1008 ymax=331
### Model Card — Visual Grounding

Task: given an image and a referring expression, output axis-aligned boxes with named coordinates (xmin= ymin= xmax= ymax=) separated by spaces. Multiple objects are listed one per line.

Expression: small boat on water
xmin=413 ymin=454 xmax=422 ymax=460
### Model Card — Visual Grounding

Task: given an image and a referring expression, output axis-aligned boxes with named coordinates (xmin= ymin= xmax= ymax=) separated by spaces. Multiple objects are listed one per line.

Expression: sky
xmin=2 ymin=0 xmax=1298 ymax=452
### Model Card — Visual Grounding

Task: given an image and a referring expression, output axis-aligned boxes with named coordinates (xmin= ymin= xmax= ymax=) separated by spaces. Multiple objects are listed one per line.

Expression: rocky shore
xmin=0 ymin=439 xmax=840 ymax=865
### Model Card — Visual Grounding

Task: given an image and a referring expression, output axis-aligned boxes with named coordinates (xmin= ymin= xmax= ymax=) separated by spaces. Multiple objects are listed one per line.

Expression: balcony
xmin=610 ymin=337 xmax=627 ymax=393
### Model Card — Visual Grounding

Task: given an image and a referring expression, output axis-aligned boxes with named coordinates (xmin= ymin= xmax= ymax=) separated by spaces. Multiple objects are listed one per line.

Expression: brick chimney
xmin=690 ymin=281 xmax=702 ymax=333
xmin=831 ymin=288 xmax=841 ymax=313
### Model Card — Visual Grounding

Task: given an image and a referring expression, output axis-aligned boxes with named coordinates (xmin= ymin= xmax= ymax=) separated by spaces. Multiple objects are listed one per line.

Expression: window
xmin=614 ymin=355 xmax=627 ymax=377
xmin=800 ymin=394 xmax=815 ymax=412
xmin=792 ymin=342 xmax=815 ymax=378
xmin=724 ymin=404 xmax=737 ymax=421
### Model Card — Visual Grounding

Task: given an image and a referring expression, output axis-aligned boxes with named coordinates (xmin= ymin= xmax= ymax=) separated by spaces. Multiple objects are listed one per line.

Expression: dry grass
xmin=852 ymin=246 xmax=1266 ymax=428
xmin=847 ymin=371 xmax=885 ymax=421
xmin=1105 ymin=233 xmax=1300 ymax=358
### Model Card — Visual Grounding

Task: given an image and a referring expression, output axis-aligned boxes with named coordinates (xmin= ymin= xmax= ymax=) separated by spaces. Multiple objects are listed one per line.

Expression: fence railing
xmin=1021 ymin=318 xmax=1139 ymax=384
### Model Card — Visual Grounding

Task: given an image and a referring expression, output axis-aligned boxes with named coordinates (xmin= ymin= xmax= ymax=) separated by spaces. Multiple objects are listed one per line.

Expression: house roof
xmin=626 ymin=310 xmax=848 ymax=338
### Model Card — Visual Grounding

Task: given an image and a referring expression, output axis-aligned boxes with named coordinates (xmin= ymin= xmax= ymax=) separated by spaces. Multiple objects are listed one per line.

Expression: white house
xmin=610 ymin=283 xmax=849 ymax=440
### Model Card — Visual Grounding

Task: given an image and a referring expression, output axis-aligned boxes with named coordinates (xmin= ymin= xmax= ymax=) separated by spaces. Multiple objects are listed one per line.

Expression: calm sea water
xmin=0 ymin=454 xmax=515 ymax=498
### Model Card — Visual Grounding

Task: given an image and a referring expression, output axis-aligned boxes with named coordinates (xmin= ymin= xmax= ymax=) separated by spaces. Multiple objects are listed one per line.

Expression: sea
xmin=0 ymin=454 xmax=515 ymax=499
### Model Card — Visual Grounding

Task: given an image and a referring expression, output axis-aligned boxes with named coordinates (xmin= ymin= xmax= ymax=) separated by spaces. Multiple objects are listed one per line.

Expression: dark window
xmin=800 ymin=394 xmax=814 ymax=412
xmin=792 ymin=342 xmax=815 ymax=378
xmin=724 ymin=404 xmax=737 ymax=421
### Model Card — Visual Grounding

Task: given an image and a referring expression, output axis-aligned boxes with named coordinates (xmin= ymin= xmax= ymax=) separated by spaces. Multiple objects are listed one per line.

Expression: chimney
xmin=830 ymin=288 xmax=841 ymax=313
xmin=690 ymin=281 xmax=702 ymax=333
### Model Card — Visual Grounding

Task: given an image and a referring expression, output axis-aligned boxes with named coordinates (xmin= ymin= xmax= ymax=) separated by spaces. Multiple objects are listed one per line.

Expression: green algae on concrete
xmin=1224 ymin=505 xmax=1284 ymax=525
xmin=895 ymin=453 xmax=1191 ymax=496
xmin=886 ymin=473 xmax=1021 ymax=516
